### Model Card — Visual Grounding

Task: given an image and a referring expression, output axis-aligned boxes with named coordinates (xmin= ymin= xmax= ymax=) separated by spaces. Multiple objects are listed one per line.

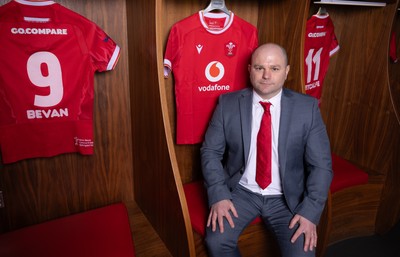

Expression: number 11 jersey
xmin=304 ymin=14 xmax=339 ymax=105
xmin=0 ymin=0 xmax=120 ymax=163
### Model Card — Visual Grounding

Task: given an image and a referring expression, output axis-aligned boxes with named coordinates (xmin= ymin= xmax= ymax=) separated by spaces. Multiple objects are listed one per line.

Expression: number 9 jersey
xmin=0 ymin=0 xmax=120 ymax=163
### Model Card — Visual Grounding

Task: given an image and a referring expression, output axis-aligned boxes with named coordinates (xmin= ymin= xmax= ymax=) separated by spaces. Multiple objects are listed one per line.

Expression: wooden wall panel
xmin=0 ymin=0 xmax=133 ymax=233
xmin=127 ymin=0 xmax=191 ymax=256
xmin=377 ymin=1 xmax=400 ymax=233
xmin=316 ymin=2 xmax=400 ymax=233
xmin=321 ymin=4 xmax=396 ymax=166
xmin=389 ymin=6 xmax=400 ymax=123
xmin=257 ymin=0 xmax=310 ymax=93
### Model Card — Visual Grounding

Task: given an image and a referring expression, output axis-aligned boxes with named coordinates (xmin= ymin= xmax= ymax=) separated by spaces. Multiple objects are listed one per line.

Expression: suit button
xmin=240 ymin=168 xmax=244 ymax=175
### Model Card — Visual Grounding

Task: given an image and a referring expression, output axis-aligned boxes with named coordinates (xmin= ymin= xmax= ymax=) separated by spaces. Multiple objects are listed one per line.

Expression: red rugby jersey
xmin=0 ymin=0 xmax=120 ymax=163
xmin=164 ymin=11 xmax=258 ymax=144
xmin=304 ymin=14 xmax=339 ymax=105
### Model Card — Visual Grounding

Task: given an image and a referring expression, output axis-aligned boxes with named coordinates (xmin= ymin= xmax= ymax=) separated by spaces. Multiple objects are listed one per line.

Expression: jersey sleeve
xmin=329 ymin=20 xmax=340 ymax=57
xmin=250 ymin=25 xmax=259 ymax=51
xmin=86 ymin=24 xmax=120 ymax=72
xmin=329 ymin=33 xmax=339 ymax=57
xmin=163 ymin=24 xmax=180 ymax=78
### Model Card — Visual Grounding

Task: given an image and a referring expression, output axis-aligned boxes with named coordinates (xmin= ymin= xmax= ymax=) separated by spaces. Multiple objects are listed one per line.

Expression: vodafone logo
xmin=205 ymin=61 xmax=225 ymax=82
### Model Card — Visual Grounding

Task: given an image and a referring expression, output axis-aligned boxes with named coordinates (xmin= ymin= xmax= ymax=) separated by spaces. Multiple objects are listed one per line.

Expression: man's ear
xmin=285 ymin=65 xmax=290 ymax=78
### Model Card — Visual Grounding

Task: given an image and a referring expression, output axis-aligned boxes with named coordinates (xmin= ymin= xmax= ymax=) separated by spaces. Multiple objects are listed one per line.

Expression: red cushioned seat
xmin=0 ymin=203 xmax=135 ymax=257
xmin=184 ymin=180 xmax=262 ymax=236
xmin=330 ymin=154 xmax=369 ymax=193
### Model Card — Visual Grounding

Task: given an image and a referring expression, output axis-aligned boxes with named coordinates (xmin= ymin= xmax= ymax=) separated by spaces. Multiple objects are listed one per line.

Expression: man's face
xmin=248 ymin=45 xmax=290 ymax=100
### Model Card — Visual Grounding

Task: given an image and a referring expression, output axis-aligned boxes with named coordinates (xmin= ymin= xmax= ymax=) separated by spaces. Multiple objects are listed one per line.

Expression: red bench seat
xmin=330 ymin=153 xmax=369 ymax=193
xmin=0 ymin=203 xmax=135 ymax=257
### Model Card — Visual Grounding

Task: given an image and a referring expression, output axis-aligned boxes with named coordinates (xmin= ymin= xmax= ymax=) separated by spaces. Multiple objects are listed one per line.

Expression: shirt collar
xmin=252 ymin=89 xmax=282 ymax=108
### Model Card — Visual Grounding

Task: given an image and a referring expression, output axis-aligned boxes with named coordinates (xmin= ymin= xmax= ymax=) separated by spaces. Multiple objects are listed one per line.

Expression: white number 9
xmin=27 ymin=51 xmax=63 ymax=107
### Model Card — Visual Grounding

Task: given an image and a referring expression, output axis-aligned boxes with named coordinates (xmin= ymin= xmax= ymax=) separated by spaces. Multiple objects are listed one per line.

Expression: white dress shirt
xmin=239 ymin=89 xmax=282 ymax=195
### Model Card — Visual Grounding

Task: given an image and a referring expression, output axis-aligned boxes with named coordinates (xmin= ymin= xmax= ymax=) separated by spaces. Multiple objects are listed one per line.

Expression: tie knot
xmin=259 ymin=101 xmax=271 ymax=112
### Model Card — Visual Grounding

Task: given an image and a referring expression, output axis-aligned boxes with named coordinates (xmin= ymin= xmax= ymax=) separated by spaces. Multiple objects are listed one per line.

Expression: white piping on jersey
xmin=107 ymin=45 xmax=121 ymax=71
xmin=329 ymin=45 xmax=340 ymax=57
xmin=199 ymin=11 xmax=234 ymax=35
xmin=163 ymin=59 xmax=172 ymax=78
xmin=15 ymin=0 xmax=55 ymax=7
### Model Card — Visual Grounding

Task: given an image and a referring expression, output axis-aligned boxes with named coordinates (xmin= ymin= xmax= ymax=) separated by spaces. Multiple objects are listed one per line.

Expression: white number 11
xmin=305 ymin=47 xmax=323 ymax=84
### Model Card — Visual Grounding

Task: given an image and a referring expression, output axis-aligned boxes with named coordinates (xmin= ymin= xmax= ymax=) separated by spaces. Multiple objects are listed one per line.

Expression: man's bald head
xmin=251 ymin=43 xmax=289 ymax=66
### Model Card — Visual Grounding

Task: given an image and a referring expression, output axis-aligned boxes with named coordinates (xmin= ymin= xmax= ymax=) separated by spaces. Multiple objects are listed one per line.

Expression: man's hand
xmin=289 ymin=214 xmax=317 ymax=252
xmin=207 ymin=199 xmax=238 ymax=233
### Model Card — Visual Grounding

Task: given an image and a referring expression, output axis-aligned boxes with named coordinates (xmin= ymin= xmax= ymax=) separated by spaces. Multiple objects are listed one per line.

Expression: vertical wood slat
xmin=127 ymin=0 xmax=192 ymax=256
xmin=0 ymin=0 xmax=133 ymax=233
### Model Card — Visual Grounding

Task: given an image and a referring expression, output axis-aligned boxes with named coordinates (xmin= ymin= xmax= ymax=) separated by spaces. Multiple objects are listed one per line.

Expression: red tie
xmin=256 ymin=101 xmax=272 ymax=189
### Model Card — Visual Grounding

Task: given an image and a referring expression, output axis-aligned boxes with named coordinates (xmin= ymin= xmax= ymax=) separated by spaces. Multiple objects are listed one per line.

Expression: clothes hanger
xmin=203 ymin=0 xmax=230 ymax=16
xmin=316 ymin=6 xmax=328 ymax=16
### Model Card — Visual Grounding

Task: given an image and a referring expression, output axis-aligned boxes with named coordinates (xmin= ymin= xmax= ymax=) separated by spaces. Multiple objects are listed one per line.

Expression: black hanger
xmin=204 ymin=0 xmax=230 ymax=16
xmin=317 ymin=7 xmax=328 ymax=16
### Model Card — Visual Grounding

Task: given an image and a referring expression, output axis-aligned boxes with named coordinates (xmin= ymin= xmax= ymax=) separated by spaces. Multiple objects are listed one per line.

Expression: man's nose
xmin=262 ymin=69 xmax=270 ymax=79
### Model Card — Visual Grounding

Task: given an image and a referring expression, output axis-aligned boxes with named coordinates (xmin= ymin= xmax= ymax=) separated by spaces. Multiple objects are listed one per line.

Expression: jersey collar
xmin=14 ymin=0 xmax=55 ymax=7
xmin=199 ymin=10 xmax=234 ymax=35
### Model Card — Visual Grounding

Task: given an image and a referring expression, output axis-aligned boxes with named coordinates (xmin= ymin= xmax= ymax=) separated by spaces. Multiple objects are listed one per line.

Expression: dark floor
xmin=325 ymin=221 xmax=400 ymax=257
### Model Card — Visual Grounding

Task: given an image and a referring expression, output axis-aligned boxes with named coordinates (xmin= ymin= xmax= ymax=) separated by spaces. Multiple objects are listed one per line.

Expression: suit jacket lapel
xmin=239 ymin=89 xmax=253 ymax=164
xmin=278 ymin=88 xmax=293 ymax=177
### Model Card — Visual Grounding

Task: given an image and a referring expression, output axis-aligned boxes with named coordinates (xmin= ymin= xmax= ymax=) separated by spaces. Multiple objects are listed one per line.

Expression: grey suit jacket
xmin=200 ymin=87 xmax=333 ymax=224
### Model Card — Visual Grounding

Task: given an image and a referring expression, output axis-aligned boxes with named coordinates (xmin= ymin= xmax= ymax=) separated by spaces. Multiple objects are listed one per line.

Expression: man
xmin=201 ymin=43 xmax=333 ymax=257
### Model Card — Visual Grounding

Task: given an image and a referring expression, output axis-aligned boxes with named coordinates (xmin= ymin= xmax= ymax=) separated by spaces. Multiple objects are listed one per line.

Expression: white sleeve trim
xmin=329 ymin=45 xmax=340 ymax=57
xmin=107 ymin=45 xmax=120 ymax=71
xmin=164 ymin=59 xmax=172 ymax=78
